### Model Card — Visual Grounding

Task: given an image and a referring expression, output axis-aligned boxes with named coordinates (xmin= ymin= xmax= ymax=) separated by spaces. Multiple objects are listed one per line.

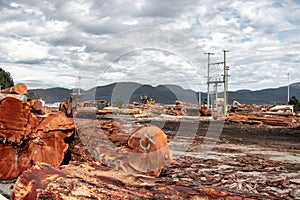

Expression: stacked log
xmin=226 ymin=113 xmax=300 ymax=127
xmin=0 ymin=94 xmax=74 ymax=179
xmin=164 ymin=101 xmax=200 ymax=116
xmin=28 ymin=99 xmax=44 ymax=114
xmin=164 ymin=104 xmax=187 ymax=116
xmin=0 ymin=83 xmax=27 ymax=95
xmin=199 ymin=105 xmax=211 ymax=116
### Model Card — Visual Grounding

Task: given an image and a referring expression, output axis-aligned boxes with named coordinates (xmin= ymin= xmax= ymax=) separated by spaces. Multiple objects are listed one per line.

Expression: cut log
xmin=28 ymin=99 xmax=43 ymax=111
xmin=0 ymin=83 xmax=27 ymax=95
xmin=74 ymin=118 xmax=172 ymax=177
xmin=0 ymin=97 xmax=75 ymax=179
xmin=11 ymin=163 xmax=66 ymax=200
xmin=12 ymin=162 xmax=256 ymax=200
xmin=226 ymin=113 xmax=299 ymax=127
xmin=34 ymin=112 xmax=75 ymax=133
xmin=127 ymin=126 xmax=172 ymax=177
xmin=0 ymin=97 xmax=37 ymax=143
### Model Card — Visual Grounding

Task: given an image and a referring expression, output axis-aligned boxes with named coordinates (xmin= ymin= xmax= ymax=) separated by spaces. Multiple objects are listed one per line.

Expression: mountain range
xmin=29 ymin=82 xmax=300 ymax=105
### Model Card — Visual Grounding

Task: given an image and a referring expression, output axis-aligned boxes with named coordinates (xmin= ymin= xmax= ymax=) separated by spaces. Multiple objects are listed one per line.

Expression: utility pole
xmin=205 ymin=51 xmax=230 ymax=116
xmin=223 ymin=50 xmax=229 ymax=115
xmin=214 ymin=82 xmax=219 ymax=111
xmin=204 ymin=53 xmax=214 ymax=110
xmin=78 ymin=76 xmax=81 ymax=94
xmin=287 ymin=73 xmax=290 ymax=103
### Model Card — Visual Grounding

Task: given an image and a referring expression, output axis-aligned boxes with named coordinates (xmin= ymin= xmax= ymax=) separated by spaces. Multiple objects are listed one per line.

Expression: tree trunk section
xmin=0 ymin=83 xmax=28 ymax=95
xmin=0 ymin=97 xmax=74 ymax=179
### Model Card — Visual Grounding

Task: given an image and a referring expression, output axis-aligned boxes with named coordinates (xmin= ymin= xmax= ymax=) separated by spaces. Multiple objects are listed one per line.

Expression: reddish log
xmin=98 ymin=120 xmax=131 ymax=144
xmin=0 ymin=98 xmax=75 ymax=179
xmin=0 ymin=83 xmax=28 ymax=95
xmin=28 ymin=99 xmax=43 ymax=111
xmin=12 ymin=162 xmax=257 ymax=200
xmin=34 ymin=112 xmax=75 ymax=133
xmin=226 ymin=113 xmax=298 ymax=127
xmin=74 ymin=118 xmax=172 ymax=177
xmin=0 ymin=97 xmax=37 ymax=143
xmin=127 ymin=126 xmax=172 ymax=177
xmin=11 ymin=163 xmax=65 ymax=200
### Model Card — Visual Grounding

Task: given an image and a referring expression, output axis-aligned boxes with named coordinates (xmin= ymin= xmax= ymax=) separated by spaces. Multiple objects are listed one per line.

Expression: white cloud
xmin=0 ymin=0 xmax=299 ymax=92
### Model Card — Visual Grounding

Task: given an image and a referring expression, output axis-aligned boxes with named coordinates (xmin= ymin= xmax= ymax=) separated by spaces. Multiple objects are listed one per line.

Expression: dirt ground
xmin=159 ymin=120 xmax=300 ymax=199
xmin=1 ymin=119 xmax=300 ymax=199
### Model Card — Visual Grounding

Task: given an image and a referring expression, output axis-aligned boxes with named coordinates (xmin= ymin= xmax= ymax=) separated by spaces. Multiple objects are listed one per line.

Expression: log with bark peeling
xmin=75 ymin=118 xmax=173 ymax=177
xmin=0 ymin=97 xmax=75 ymax=179
xmin=12 ymin=162 xmax=257 ymax=200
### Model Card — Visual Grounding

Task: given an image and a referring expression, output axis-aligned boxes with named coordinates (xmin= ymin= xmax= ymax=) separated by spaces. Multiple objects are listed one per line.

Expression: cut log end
xmin=127 ymin=126 xmax=172 ymax=177
xmin=0 ymin=83 xmax=28 ymax=95
xmin=0 ymin=97 xmax=75 ymax=180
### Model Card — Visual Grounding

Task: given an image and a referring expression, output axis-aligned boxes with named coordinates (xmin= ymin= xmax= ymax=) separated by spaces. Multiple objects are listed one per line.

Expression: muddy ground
xmin=1 ymin=119 xmax=300 ymax=199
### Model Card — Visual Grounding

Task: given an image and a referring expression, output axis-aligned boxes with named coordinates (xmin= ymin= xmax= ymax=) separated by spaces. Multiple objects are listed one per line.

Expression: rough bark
xmin=74 ymin=118 xmax=172 ymax=177
xmin=11 ymin=162 xmax=257 ymax=200
xmin=0 ymin=97 xmax=75 ymax=179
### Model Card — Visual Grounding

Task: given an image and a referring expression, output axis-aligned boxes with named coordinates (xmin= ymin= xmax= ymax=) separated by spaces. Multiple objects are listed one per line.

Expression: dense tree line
xmin=0 ymin=67 xmax=14 ymax=90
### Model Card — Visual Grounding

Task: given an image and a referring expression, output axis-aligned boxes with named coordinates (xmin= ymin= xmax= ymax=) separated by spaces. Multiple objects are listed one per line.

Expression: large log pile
xmin=226 ymin=113 xmax=300 ymax=127
xmin=0 ymin=85 xmax=75 ymax=180
xmin=164 ymin=101 xmax=200 ymax=116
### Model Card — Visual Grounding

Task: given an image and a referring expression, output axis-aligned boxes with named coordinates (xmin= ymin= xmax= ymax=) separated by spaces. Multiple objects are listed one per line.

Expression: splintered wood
xmin=0 ymin=97 xmax=74 ymax=179
xmin=12 ymin=162 xmax=258 ymax=200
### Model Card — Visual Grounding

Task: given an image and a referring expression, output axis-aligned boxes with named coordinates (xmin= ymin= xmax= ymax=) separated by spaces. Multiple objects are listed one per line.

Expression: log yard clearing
xmin=0 ymin=84 xmax=299 ymax=199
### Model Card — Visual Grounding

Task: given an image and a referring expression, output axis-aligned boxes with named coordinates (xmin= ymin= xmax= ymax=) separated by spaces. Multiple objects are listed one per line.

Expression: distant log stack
xmin=164 ymin=104 xmax=187 ymax=116
xmin=0 ymin=95 xmax=75 ymax=179
xmin=226 ymin=113 xmax=300 ymax=127
xmin=164 ymin=101 xmax=200 ymax=116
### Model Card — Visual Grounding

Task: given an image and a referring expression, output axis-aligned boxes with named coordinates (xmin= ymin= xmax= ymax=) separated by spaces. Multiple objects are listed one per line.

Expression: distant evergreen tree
xmin=289 ymin=96 xmax=300 ymax=111
xmin=0 ymin=68 xmax=14 ymax=90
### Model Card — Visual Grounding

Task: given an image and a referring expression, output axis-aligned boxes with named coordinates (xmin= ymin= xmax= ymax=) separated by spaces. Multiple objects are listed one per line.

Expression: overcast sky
xmin=0 ymin=0 xmax=299 ymax=92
